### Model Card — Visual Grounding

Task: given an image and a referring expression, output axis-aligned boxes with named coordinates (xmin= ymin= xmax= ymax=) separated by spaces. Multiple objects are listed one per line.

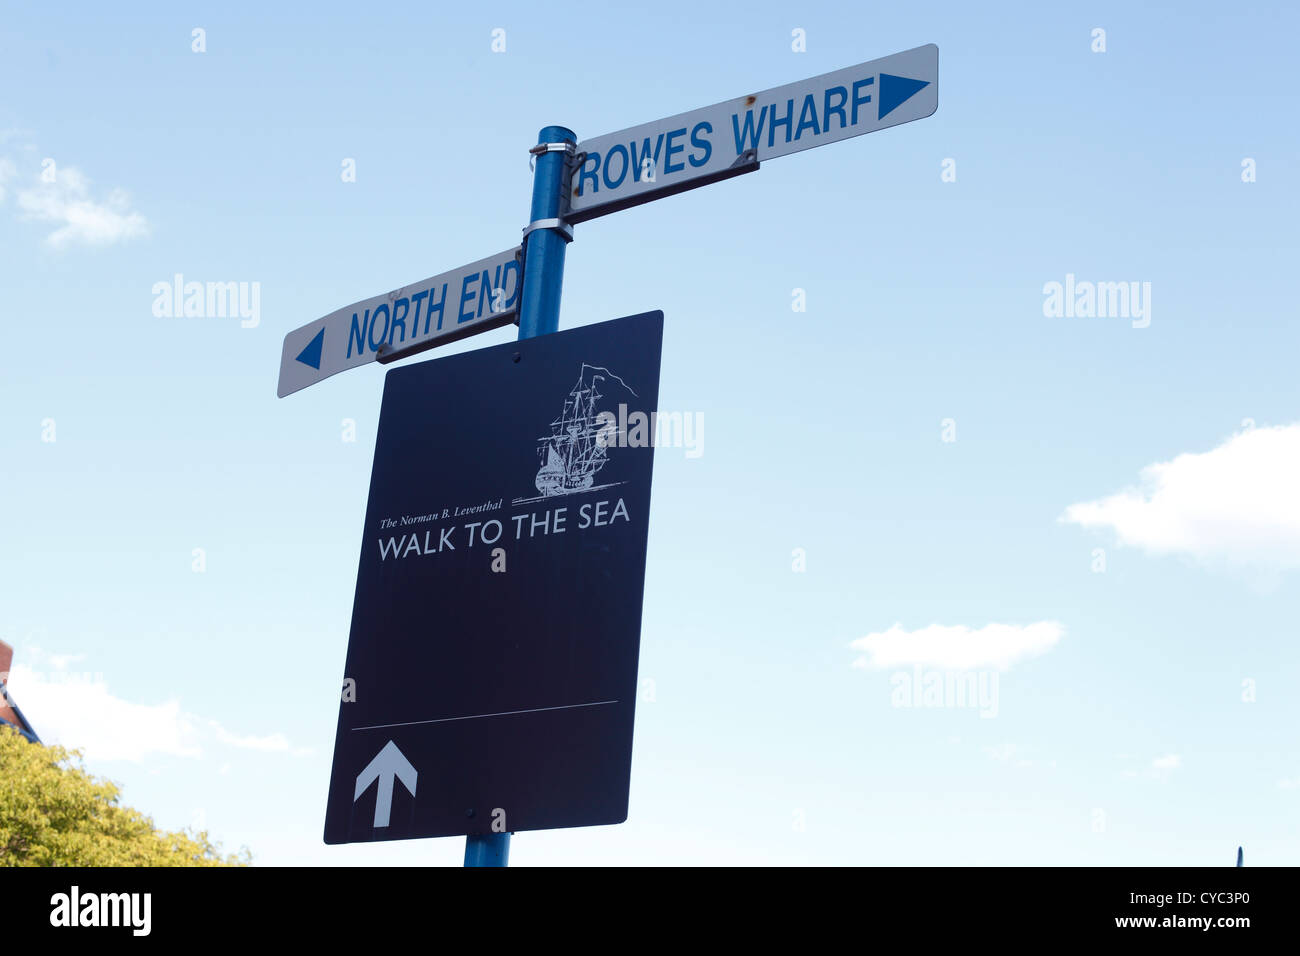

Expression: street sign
xmin=276 ymin=247 xmax=522 ymax=398
xmin=295 ymin=43 xmax=939 ymax=864
xmin=567 ymin=44 xmax=938 ymax=223
xmin=323 ymin=310 xmax=664 ymax=844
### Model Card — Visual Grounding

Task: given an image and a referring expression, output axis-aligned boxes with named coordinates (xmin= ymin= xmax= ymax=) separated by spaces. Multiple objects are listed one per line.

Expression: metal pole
xmin=518 ymin=125 xmax=576 ymax=338
xmin=463 ymin=124 xmax=576 ymax=868
xmin=463 ymin=833 xmax=510 ymax=867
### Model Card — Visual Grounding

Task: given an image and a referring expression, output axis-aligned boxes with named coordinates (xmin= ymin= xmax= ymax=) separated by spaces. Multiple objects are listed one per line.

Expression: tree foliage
xmin=0 ymin=725 xmax=249 ymax=866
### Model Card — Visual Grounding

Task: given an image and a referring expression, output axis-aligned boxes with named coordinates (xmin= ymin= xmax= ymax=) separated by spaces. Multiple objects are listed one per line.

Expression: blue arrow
xmin=878 ymin=73 xmax=930 ymax=121
xmin=295 ymin=328 xmax=324 ymax=370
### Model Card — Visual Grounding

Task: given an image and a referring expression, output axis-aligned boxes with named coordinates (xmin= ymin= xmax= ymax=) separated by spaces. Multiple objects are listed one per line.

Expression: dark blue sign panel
xmin=324 ymin=311 xmax=663 ymax=844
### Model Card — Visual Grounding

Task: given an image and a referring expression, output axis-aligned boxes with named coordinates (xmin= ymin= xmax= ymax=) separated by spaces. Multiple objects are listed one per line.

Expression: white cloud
xmin=1279 ymin=777 xmax=1300 ymax=790
xmin=10 ymin=665 xmax=200 ymax=762
xmin=985 ymin=742 xmax=1017 ymax=763
xmin=849 ymin=621 xmax=1064 ymax=671
xmin=0 ymin=157 xmax=15 ymax=201
xmin=7 ymin=655 xmax=308 ymax=763
xmin=982 ymin=743 xmax=1048 ymax=768
xmin=48 ymin=652 xmax=86 ymax=670
xmin=14 ymin=164 xmax=148 ymax=247
xmin=209 ymin=720 xmax=312 ymax=756
xmin=1062 ymin=425 xmax=1300 ymax=570
xmin=1118 ymin=753 xmax=1182 ymax=780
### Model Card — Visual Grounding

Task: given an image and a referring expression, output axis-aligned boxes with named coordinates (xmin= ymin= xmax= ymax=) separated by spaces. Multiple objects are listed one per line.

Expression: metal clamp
xmin=511 ymin=246 xmax=525 ymax=325
xmin=522 ymin=217 xmax=573 ymax=242
xmin=529 ymin=140 xmax=576 ymax=171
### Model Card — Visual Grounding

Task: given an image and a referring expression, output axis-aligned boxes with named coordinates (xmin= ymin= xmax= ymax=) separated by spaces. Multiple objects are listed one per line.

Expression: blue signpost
xmin=290 ymin=47 xmax=938 ymax=868
xmin=518 ymin=126 xmax=576 ymax=340
xmin=461 ymin=125 xmax=577 ymax=868
xmin=463 ymin=829 xmax=511 ymax=868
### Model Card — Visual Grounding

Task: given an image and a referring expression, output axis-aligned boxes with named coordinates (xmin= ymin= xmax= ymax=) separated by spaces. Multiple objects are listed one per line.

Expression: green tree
xmin=0 ymin=725 xmax=249 ymax=866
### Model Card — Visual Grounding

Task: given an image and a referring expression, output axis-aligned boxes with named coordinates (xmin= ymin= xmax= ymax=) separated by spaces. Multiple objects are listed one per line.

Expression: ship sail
xmin=534 ymin=366 xmax=611 ymax=495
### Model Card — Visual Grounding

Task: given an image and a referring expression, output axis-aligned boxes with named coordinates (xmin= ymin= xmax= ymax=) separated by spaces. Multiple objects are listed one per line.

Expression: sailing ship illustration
xmin=533 ymin=365 xmax=623 ymax=497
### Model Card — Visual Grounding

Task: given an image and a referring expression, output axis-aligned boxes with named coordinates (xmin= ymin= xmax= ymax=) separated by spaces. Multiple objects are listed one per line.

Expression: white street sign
xmin=567 ymin=44 xmax=938 ymax=223
xmin=277 ymin=247 xmax=522 ymax=397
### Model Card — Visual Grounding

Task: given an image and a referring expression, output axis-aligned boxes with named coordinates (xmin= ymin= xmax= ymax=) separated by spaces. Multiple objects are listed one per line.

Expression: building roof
xmin=0 ymin=640 xmax=40 ymax=744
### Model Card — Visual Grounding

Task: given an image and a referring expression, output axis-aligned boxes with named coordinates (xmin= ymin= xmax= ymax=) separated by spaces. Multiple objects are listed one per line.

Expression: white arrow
xmin=354 ymin=740 xmax=418 ymax=828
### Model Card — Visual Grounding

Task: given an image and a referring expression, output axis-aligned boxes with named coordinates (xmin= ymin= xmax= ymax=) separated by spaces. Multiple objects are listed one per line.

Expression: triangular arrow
xmin=878 ymin=73 xmax=930 ymax=120
xmin=354 ymin=740 xmax=417 ymax=828
xmin=295 ymin=328 xmax=325 ymax=370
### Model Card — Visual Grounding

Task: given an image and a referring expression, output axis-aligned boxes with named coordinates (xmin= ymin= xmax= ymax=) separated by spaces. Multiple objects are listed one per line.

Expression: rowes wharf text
xmin=378 ymin=498 xmax=630 ymax=560
xmin=575 ymin=80 xmax=879 ymax=199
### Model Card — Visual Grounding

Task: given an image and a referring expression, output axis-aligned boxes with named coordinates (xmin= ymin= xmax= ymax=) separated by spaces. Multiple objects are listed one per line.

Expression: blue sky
xmin=2 ymin=1 xmax=1298 ymax=865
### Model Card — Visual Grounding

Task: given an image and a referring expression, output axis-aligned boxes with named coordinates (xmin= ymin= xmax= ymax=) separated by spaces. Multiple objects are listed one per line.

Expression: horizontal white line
xmin=352 ymin=700 xmax=619 ymax=732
